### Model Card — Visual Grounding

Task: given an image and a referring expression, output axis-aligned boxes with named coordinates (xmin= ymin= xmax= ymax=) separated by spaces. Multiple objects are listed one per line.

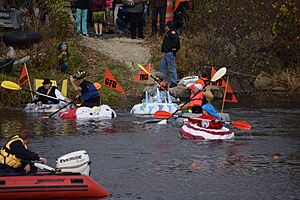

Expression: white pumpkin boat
xmin=59 ymin=105 xmax=117 ymax=119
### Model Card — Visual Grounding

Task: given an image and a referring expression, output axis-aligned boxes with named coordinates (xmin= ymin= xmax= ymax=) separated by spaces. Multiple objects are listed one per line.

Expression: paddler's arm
xmin=69 ymin=75 xmax=82 ymax=92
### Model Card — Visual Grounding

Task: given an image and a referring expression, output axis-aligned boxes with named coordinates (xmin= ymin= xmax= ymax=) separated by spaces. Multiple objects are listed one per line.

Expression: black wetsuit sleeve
xmin=9 ymin=141 xmax=39 ymax=161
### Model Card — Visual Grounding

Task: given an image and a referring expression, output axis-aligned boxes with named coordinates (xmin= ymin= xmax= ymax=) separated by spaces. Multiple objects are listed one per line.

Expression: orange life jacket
xmin=188 ymin=78 xmax=210 ymax=91
xmin=189 ymin=92 xmax=204 ymax=108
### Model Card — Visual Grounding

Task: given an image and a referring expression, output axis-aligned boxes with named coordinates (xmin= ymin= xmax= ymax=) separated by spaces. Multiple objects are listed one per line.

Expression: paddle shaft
xmin=165 ymin=67 xmax=226 ymax=120
xmin=21 ymin=88 xmax=68 ymax=103
xmin=137 ymin=64 xmax=177 ymax=99
xmin=167 ymin=80 xmax=212 ymax=120
xmin=47 ymin=98 xmax=77 ymax=118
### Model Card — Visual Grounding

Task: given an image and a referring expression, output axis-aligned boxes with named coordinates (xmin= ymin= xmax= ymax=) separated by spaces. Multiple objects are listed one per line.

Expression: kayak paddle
xmin=156 ymin=67 xmax=227 ymax=124
xmin=188 ymin=117 xmax=252 ymax=130
xmin=1 ymin=81 xmax=68 ymax=103
xmin=137 ymin=64 xmax=177 ymax=99
xmin=153 ymin=110 xmax=251 ymax=130
xmin=41 ymin=98 xmax=78 ymax=119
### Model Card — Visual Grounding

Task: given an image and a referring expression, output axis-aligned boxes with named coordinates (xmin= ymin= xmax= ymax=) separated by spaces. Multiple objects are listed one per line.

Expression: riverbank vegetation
xmin=150 ymin=0 xmax=300 ymax=94
xmin=0 ymin=0 xmax=143 ymax=107
xmin=1 ymin=0 xmax=299 ymax=107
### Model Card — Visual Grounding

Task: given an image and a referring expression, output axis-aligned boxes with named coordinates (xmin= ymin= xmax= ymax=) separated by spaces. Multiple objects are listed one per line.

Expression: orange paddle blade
xmin=153 ymin=110 xmax=172 ymax=119
xmin=231 ymin=120 xmax=251 ymax=130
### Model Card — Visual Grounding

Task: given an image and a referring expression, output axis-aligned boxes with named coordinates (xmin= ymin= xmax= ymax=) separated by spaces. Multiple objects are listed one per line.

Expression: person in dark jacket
xmin=123 ymin=0 xmax=148 ymax=39
xmin=74 ymin=0 xmax=89 ymax=36
xmin=150 ymin=0 xmax=166 ymax=36
xmin=70 ymin=70 xmax=100 ymax=108
xmin=116 ymin=4 xmax=130 ymax=34
xmin=0 ymin=131 xmax=47 ymax=174
xmin=159 ymin=21 xmax=180 ymax=88
xmin=33 ymin=79 xmax=67 ymax=104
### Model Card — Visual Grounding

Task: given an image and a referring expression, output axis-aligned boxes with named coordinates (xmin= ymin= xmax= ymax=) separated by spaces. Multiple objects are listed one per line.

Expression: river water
xmin=0 ymin=97 xmax=299 ymax=200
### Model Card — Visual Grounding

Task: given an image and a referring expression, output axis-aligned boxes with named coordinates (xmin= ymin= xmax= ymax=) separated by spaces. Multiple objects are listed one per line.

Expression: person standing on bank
xmin=150 ymin=0 xmax=166 ymax=36
xmin=0 ymin=131 xmax=47 ymax=174
xmin=159 ymin=21 xmax=180 ymax=88
xmin=123 ymin=0 xmax=148 ymax=39
xmin=90 ymin=0 xmax=106 ymax=39
xmin=70 ymin=70 xmax=100 ymax=108
xmin=74 ymin=0 xmax=89 ymax=36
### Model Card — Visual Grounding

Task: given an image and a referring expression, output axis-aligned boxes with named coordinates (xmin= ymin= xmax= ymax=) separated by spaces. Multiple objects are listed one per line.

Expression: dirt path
xmin=80 ymin=37 xmax=151 ymax=70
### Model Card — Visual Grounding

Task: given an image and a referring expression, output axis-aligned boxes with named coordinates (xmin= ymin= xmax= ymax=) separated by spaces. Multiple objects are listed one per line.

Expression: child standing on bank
xmin=91 ymin=0 xmax=106 ymax=39
xmin=58 ymin=42 xmax=69 ymax=73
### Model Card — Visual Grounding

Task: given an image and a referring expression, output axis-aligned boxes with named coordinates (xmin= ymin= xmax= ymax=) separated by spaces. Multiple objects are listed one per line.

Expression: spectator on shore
xmin=116 ymin=4 xmax=130 ymax=34
xmin=58 ymin=42 xmax=69 ymax=73
xmin=90 ymin=0 xmax=106 ymax=39
xmin=159 ymin=21 xmax=180 ymax=88
xmin=74 ymin=0 xmax=89 ymax=36
xmin=123 ymin=0 xmax=147 ymax=39
xmin=150 ymin=0 xmax=166 ymax=36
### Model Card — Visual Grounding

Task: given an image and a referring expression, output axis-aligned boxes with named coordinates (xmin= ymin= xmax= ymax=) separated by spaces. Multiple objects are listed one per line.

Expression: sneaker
xmin=138 ymin=35 xmax=145 ymax=39
xmin=94 ymin=34 xmax=99 ymax=39
xmin=151 ymin=30 xmax=157 ymax=36
xmin=98 ymin=34 xmax=104 ymax=39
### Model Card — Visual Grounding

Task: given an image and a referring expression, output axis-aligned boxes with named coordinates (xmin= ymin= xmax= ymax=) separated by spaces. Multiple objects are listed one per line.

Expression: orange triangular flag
xmin=18 ymin=64 xmax=29 ymax=86
xmin=210 ymin=66 xmax=227 ymax=87
xmin=225 ymin=84 xmax=238 ymax=103
xmin=134 ymin=63 xmax=150 ymax=82
xmin=103 ymin=68 xmax=124 ymax=93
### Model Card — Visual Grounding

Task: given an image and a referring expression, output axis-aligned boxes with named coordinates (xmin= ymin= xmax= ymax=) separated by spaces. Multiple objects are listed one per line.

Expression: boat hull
xmin=0 ymin=173 xmax=109 ymax=199
xmin=130 ymin=102 xmax=178 ymax=115
xmin=179 ymin=123 xmax=234 ymax=140
xmin=60 ymin=105 xmax=117 ymax=119
xmin=23 ymin=103 xmax=74 ymax=113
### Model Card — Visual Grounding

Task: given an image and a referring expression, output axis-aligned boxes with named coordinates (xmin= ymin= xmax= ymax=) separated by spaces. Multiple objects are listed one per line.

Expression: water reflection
xmin=0 ymin=98 xmax=299 ymax=200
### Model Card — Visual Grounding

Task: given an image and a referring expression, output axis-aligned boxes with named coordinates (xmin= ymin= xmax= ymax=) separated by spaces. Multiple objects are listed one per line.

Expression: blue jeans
xmin=76 ymin=8 xmax=88 ymax=35
xmin=116 ymin=17 xmax=130 ymax=32
xmin=159 ymin=52 xmax=177 ymax=85
xmin=60 ymin=61 xmax=69 ymax=73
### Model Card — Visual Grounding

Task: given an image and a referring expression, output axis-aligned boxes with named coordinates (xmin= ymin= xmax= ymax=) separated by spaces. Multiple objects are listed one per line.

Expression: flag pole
xmin=221 ymin=76 xmax=229 ymax=113
xmin=25 ymin=63 xmax=34 ymax=100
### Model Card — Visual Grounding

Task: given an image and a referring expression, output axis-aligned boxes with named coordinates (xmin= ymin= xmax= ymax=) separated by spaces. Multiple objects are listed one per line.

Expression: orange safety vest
xmin=189 ymin=92 xmax=204 ymax=108
xmin=188 ymin=78 xmax=210 ymax=91
xmin=165 ymin=0 xmax=174 ymax=23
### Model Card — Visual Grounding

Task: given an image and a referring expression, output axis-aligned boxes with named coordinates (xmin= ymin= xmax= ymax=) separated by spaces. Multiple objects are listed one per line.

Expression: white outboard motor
xmin=56 ymin=150 xmax=91 ymax=176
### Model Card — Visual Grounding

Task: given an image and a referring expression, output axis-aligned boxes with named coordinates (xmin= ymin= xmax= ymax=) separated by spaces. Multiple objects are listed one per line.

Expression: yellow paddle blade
xmin=137 ymin=64 xmax=151 ymax=76
xmin=1 ymin=81 xmax=22 ymax=91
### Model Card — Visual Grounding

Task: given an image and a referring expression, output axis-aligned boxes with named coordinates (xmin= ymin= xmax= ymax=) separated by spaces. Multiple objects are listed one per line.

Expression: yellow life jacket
xmin=0 ymin=135 xmax=28 ymax=168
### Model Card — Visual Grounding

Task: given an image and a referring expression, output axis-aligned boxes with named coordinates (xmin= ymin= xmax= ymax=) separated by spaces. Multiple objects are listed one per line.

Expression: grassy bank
xmin=0 ymin=37 xmax=144 ymax=108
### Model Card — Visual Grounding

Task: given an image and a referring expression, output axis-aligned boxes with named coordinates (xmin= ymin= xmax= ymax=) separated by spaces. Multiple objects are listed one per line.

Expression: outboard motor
xmin=56 ymin=150 xmax=91 ymax=176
